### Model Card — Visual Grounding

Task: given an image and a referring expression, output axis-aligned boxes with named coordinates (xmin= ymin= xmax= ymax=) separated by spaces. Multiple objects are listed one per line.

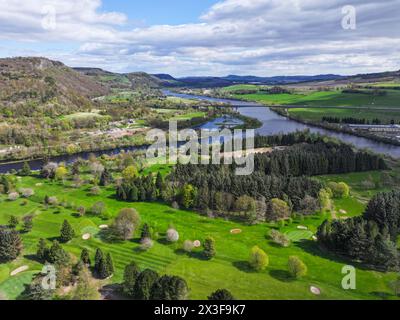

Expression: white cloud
xmin=0 ymin=0 xmax=399 ymax=76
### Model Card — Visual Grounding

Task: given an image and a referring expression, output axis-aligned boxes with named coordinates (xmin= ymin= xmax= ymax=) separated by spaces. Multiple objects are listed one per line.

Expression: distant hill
xmin=75 ymin=68 xmax=165 ymax=90
xmin=0 ymin=57 xmax=109 ymax=114
xmin=222 ymin=74 xmax=344 ymax=84
xmin=151 ymin=73 xmax=344 ymax=88
xmin=344 ymin=70 xmax=400 ymax=82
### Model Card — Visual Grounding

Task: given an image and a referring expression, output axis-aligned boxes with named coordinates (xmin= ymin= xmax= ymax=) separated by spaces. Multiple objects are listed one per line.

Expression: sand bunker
xmin=35 ymin=183 xmax=43 ymax=187
xmin=99 ymin=224 xmax=109 ymax=229
xmin=193 ymin=240 xmax=201 ymax=248
xmin=310 ymin=286 xmax=321 ymax=295
xmin=339 ymin=209 xmax=347 ymax=214
xmin=297 ymin=226 xmax=308 ymax=230
xmin=230 ymin=229 xmax=242 ymax=234
xmin=82 ymin=233 xmax=91 ymax=240
xmin=10 ymin=265 xmax=29 ymax=276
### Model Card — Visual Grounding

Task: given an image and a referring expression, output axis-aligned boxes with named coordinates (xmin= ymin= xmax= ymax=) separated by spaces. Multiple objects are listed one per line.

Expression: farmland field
xmin=288 ymin=108 xmax=400 ymax=124
xmin=232 ymin=90 xmax=400 ymax=108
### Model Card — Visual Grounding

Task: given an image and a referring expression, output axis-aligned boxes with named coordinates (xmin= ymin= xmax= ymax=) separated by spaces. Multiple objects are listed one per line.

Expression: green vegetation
xmin=0 ymin=154 xmax=399 ymax=300
xmin=288 ymin=108 xmax=400 ymax=124
xmin=233 ymin=89 xmax=400 ymax=108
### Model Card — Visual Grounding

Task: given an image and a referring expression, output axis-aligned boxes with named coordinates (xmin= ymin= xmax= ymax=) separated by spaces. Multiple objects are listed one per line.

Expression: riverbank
xmin=271 ymin=107 xmax=400 ymax=148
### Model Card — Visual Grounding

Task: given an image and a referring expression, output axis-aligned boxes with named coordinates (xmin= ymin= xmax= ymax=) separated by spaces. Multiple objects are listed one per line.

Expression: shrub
xmin=8 ymin=192 xmax=19 ymax=201
xmin=140 ymin=238 xmax=154 ymax=251
xmin=249 ymin=246 xmax=269 ymax=271
xmin=90 ymin=201 xmax=105 ymax=216
xmin=328 ymin=182 xmax=350 ymax=199
xmin=89 ymin=186 xmax=101 ymax=196
xmin=268 ymin=229 xmax=291 ymax=247
xmin=166 ymin=229 xmax=179 ymax=242
xmin=288 ymin=256 xmax=307 ymax=279
xmin=183 ymin=240 xmax=194 ymax=253
xmin=47 ymin=196 xmax=58 ymax=206
xmin=77 ymin=206 xmax=86 ymax=217
xmin=20 ymin=188 xmax=34 ymax=198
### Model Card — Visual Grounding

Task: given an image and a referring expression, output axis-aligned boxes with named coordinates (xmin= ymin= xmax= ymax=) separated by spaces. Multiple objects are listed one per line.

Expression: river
xmin=164 ymin=90 xmax=400 ymax=159
xmin=0 ymin=90 xmax=399 ymax=173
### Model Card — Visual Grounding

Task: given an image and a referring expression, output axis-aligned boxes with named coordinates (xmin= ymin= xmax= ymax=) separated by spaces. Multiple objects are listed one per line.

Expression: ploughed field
xmin=0 ymin=167 xmax=398 ymax=300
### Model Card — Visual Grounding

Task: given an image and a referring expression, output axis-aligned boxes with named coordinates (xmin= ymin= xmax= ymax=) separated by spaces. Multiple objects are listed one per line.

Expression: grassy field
xmin=233 ymin=90 xmax=400 ymax=108
xmin=0 ymin=167 xmax=399 ymax=300
xmin=171 ymin=111 xmax=206 ymax=120
xmin=288 ymin=108 xmax=400 ymax=124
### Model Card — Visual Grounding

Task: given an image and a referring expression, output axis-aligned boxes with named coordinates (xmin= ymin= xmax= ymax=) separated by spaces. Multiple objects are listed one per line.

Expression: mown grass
xmin=0 ymin=169 xmax=398 ymax=300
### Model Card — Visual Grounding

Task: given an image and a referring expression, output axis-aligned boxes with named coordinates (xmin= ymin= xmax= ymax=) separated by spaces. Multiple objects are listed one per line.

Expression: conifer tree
xmin=141 ymin=223 xmax=151 ymax=241
xmin=94 ymin=248 xmax=104 ymax=271
xmin=80 ymin=248 xmax=91 ymax=266
xmin=203 ymin=237 xmax=216 ymax=259
xmin=8 ymin=216 xmax=19 ymax=229
xmin=60 ymin=220 xmax=75 ymax=243
xmin=122 ymin=261 xmax=140 ymax=296
xmin=36 ymin=238 xmax=48 ymax=262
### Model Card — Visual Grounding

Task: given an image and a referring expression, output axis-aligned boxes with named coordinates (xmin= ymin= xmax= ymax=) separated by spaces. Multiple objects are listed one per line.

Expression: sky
xmin=0 ymin=0 xmax=399 ymax=77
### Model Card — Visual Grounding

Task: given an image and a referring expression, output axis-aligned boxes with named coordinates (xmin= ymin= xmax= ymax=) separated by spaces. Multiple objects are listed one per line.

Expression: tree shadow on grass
xmin=47 ymin=236 xmax=60 ymax=242
xmin=232 ymin=261 xmax=257 ymax=273
xmin=23 ymin=254 xmax=41 ymax=263
xmin=174 ymin=248 xmax=187 ymax=256
xmin=269 ymin=270 xmax=295 ymax=283
xmin=296 ymin=240 xmax=374 ymax=272
xmin=189 ymin=251 xmax=209 ymax=261
xmin=98 ymin=229 xmax=124 ymax=244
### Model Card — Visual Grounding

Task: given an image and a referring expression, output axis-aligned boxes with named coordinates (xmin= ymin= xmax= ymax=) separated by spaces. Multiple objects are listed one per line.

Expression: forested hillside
xmin=0 ymin=57 xmax=109 ymax=117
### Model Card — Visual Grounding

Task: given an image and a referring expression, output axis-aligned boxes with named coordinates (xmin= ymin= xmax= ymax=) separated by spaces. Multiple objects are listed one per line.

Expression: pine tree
xmin=20 ymin=161 xmax=31 ymax=176
xmin=0 ymin=228 xmax=23 ymax=262
xmin=141 ymin=223 xmax=151 ymax=241
xmin=150 ymin=275 xmax=188 ymax=300
xmin=94 ymin=248 xmax=104 ymax=272
xmin=80 ymin=248 xmax=91 ymax=266
xmin=208 ymin=289 xmax=235 ymax=300
xmin=106 ymin=253 xmax=114 ymax=276
xmin=134 ymin=269 xmax=159 ymax=300
xmin=98 ymin=256 xmax=110 ymax=279
xmin=36 ymin=238 xmax=48 ymax=262
xmin=130 ymin=184 xmax=139 ymax=201
xmin=123 ymin=261 xmax=141 ymax=297
xmin=60 ymin=220 xmax=75 ymax=243
xmin=47 ymin=241 xmax=70 ymax=266
xmin=156 ymin=172 xmax=163 ymax=190
xmin=8 ymin=216 xmax=19 ymax=229
xmin=203 ymin=237 xmax=216 ymax=259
